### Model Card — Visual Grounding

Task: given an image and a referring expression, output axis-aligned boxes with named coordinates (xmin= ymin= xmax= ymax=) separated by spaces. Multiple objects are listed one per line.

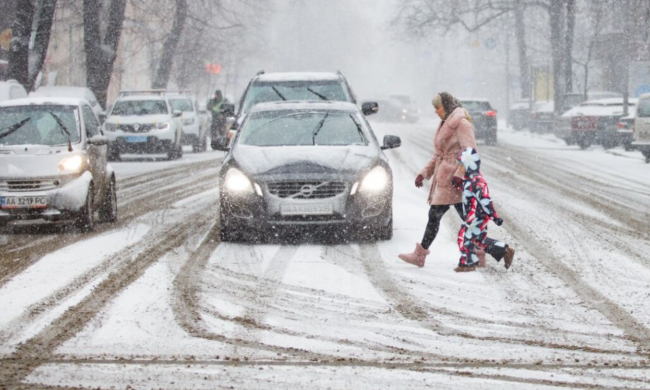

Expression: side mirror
xmin=362 ymin=101 xmax=379 ymax=116
xmin=381 ymin=135 xmax=401 ymax=150
xmin=173 ymin=110 xmax=182 ymax=117
xmin=221 ymin=103 xmax=235 ymax=116
xmin=211 ymin=136 xmax=230 ymax=151
xmin=88 ymin=134 xmax=108 ymax=146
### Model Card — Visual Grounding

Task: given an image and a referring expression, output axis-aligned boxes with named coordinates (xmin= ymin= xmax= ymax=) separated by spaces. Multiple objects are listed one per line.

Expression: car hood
xmin=0 ymin=145 xmax=80 ymax=178
xmin=105 ymin=114 xmax=172 ymax=124
xmin=231 ymin=145 xmax=380 ymax=180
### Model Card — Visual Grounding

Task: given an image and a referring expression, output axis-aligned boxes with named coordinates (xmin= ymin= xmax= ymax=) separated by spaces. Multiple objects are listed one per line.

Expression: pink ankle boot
xmin=398 ymin=243 xmax=430 ymax=267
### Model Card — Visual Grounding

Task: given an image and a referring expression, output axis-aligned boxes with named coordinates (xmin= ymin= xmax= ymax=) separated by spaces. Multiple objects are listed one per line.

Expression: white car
xmin=102 ymin=91 xmax=183 ymax=161
xmin=0 ymin=80 xmax=28 ymax=103
xmin=0 ymin=97 xmax=117 ymax=231
xmin=30 ymin=86 xmax=104 ymax=120
xmin=632 ymin=93 xmax=650 ymax=163
xmin=166 ymin=92 xmax=207 ymax=152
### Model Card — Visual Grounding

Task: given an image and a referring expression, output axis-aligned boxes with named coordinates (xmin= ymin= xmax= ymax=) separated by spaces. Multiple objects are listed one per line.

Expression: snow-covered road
xmin=1 ymin=122 xmax=649 ymax=389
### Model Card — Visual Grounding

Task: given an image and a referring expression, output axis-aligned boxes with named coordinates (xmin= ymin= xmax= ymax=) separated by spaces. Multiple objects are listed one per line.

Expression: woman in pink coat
xmin=398 ymin=92 xmax=515 ymax=269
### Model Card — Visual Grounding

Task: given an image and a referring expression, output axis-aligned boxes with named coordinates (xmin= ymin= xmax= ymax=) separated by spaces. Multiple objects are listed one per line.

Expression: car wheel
xmin=601 ymin=140 xmax=618 ymax=150
xmin=167 ymin=144 xmax=183 ymax=160
xmin=643 ymin=150 xmax=650 ymax=163
xmin=75 ymin=185 xmax=95 ymax=232
xmin=563 ymin=138 xmax=576 ymax=146
xmin=99 ymin=176 xmax=117 ymax=223
xmin=623 ymin=142 xmax=633 ymax=151
xmin=577 ymin=137 xmax=593 ymax=150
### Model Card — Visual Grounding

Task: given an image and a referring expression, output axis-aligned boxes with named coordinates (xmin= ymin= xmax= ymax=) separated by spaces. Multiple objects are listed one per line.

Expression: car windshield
xmin=111 ymin=99 xmax=168 ymax=116
xmin=242 ymin=81 xmax=349 ymax=113
xmin=462 ymin=101 xmax=492 ymax=111
xmin=636 ymin=99 xmax=650 ymax=118
xmin=0 ymin=105 xmax=80 ymax=146
xmin=169 ymin=98 xmax=194 ymax=112
xmin=239 ymin=110 xmax=369 ymax=147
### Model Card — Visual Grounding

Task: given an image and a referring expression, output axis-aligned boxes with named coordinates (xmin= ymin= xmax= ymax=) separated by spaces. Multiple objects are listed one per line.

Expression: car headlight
xmin=224 ymin=168 xmax=254 ymax=193
xmin=157 ymin=122 xmax=171 ymax=131
xmin=359 ymin=166 xmax=389 ymax=193
xmin=182 ymin=117 xmax=195 ymax=126
xmin=402 ymin=109 xmax=407 ymax=114
xmin=104 ymin=123 xmax=117 ymax=132
xmin=58 ymin=155 xmax=86 ymax=172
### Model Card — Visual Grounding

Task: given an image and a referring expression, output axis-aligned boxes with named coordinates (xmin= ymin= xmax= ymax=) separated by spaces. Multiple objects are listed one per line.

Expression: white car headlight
xmin=359 ymin=166 xmax=389 ymax=192
xmin=182 ymin=117 xmax=195 ymax=126
xmin=224 ymin=168 xmax=254 ymax=193
xmin=58 ymin=155 xmax=86 ymax=172
xmin=157 ymin=122 xmax=171 ymax=131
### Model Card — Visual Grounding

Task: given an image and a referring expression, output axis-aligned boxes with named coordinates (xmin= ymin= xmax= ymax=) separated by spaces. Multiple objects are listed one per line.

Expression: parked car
xmin=460 ymin=98 xmax=498 ymax=145
xmin=553 ymin=98 xmax=637 ymax=149
xmin=632 ymin=93 xmax=650 ymax=163
xmin=561 ymin=91 xmax=622 ymax=113
xmin=508 ymin=100 xmax=532 ymax=130
xmin=0 ymin=97 xmax=117 ymax=231
xmin=529 ymin=100 xmax=555 ymax=133
xmin=212 ymin=101 xmax=400 ymax=242
xmin=231 ymin=71 xmax=378 ymax=132
xmin=102 ymin=90 xmax=183 ymax=161
xmin=166 ymin=92 xmax=207 ymax=152
xmin=30 ymin=86 xmax=104 ymax=121
xmin=0 ymin=80 xmax=28 ymax=102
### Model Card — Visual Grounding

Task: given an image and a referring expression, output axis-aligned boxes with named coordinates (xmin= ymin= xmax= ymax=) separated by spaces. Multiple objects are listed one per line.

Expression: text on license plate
xmin=125 ymin=136 xmax=148 ymax=143
xmin=280 ymin=203 xmax=333 ymax=216
xmin=1 ymin=196 xmax=47 ymax=209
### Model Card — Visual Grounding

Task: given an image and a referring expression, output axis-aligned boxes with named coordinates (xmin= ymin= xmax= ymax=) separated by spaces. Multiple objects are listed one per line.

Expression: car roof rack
xmin=118 ymin=89 xmax=166 ymax=97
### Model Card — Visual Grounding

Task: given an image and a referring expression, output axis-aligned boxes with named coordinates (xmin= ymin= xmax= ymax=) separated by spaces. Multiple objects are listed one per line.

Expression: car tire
xmin=563 ymin=138 xmax=576 ymax=146
xmin=577 ymin=137 xmax=593 ymax=150
xmin=167 ymin=144 xmax=183 ymax=160
xmin=623 ymin=142 xmax=633 ymax=151
xmin=75 ymin=185 xmax=95 ymax=232
xmin=601 ymin=140 xmax=618 ymax=150
xmin=643 ymin=150 xmax=650 ymax=163
xmin=99 ymin=176 xmax=117 ymax=223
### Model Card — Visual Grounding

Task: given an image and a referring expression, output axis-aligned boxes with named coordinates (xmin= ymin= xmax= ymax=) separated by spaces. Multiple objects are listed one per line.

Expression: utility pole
xmin=622 ymin=0 xmax=630 ymax=115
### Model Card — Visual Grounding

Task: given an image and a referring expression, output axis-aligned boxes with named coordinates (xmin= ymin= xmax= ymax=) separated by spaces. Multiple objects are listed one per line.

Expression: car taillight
xmin=617 ymin=122 xmax=626 ymax=129
xmin=486 ymin=111 xmax=497 ymax=117
xmin=571 ymin=116 xmax=597 ymax=130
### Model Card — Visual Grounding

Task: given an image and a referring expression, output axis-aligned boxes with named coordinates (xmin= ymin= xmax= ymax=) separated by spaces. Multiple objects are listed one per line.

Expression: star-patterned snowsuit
xmin=452 ymin=148 xmax=503 ymax=268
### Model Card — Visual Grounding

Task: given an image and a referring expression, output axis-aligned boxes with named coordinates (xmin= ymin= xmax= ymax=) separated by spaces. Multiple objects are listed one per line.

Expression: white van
xmin=632 ymin=93 xmax=650 ymax=163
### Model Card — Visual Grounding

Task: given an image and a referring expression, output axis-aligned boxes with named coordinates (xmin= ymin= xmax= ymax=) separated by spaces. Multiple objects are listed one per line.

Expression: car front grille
xmin=267 ymin=181 xmax=347 ymax=199
xmin=0 ymin=178 xmax=60 ymax=192
xmin=119 ymin=123 xmax=156 ymax=133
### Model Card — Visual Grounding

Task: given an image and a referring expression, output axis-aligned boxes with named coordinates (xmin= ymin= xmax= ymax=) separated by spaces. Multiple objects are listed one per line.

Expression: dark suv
xmin=461 ymin=99 xmax=498 ymax=145
xmin=230 ymin=71 xmax=378 ymax=131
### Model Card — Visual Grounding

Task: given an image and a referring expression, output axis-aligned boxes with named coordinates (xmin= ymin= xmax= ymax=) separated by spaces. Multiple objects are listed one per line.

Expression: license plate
xmin=125 ymin=136 xmax=148 ymax=143
xmin=1 ymin=196 xmax=47 ymax=209
xmin=280 ymin=203 xmax=333 ymax=216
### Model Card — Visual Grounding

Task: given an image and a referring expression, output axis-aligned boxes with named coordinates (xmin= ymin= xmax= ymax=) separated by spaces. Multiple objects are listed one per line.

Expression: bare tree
xmin=83 ymin=0 xmax=127 ymax=108
xmin=152 ymin=0 xmax=188 ymax=89
xmin=8 ymin=0 xmax=57 ymax=91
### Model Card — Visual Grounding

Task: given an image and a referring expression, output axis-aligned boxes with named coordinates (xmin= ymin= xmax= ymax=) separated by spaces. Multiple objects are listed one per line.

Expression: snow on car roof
xmin=255 ymin=72 xmax=340 ymax=82
xmin=562 ymin=101 xmax=636 ymax=117
xmin=250 ymin=100 xmax=358 ymax=112
xmin=30 ymin=86 xmax=89 ymax=97
xmin=581 ymin=97 xmax=638 ymax=106
xmin=117 ymin=94 xmax=166 ymax=101
xmin=0 ymin=96 xmax=86 ymax=107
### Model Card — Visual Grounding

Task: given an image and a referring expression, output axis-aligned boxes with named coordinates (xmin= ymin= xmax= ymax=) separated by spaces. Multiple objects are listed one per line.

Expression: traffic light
xmin=205 ymin=63 xmax=222 ymax=75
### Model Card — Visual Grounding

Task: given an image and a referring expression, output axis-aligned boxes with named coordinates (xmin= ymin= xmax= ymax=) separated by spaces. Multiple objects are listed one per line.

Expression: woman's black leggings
xmin=420 ymin=203 xmax=507 ymax=261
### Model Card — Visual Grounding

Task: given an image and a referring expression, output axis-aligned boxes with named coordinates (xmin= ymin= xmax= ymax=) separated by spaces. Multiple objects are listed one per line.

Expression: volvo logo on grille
xmin=299 ymin=184 xmax=315 ymax=198
xmin=133 ymin=124 xmax=140 ymax=131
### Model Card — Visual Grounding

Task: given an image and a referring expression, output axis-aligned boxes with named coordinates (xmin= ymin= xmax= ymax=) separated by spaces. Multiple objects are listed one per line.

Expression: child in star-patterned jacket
xmin=451 ymin=148 xmax=514 ymax=272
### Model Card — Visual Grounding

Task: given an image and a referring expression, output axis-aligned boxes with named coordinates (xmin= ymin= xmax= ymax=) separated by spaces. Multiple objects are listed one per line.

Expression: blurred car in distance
xmin=460 ymin=98 xmax=498 ymax=145
xmin=372 ymin=96 xmax=419 ymax=123
xmin=553 ymin=98 xmax=637 ymax=149
xmin=529 ymin=100 xmax=554 ymax=133
xmin=213 ymin=100 xmax=400 ymax=242
xmin=166 ymin=91 xmax=207 ymax=152
xmin=508 ymin=100 xmax=531 ymax=130
xmin=0 ymin=97 xmax=117 ymax=231
xmin=0 ymin=80 xmax=28 ymax=103
xmin=30 ymin=86 xmax=104 ymax=121
xmin=631 ymin=93 xmax=650 ymax=163
xmin=561 ymin=91 xmax=622 ymax=113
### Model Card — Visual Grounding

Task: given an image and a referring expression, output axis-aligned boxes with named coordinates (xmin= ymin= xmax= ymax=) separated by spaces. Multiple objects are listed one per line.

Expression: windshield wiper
xmin=0 ymin=118 xmax=31 ymax=140
xmin=306 ymin=88 xmax=328 ymax=101
xmin=311 ymin=113 xmax=329 ymax=145
xmin=271 ymin=86 xmax=287 ymax=100
xmin=48 ymin=111 xmax=73 ymax=151
xmin=349 ymin=114 xmax=367 ymax=144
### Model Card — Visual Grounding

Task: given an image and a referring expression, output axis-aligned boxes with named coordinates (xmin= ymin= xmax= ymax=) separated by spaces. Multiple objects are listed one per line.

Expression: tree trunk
xmin=549 ymin=0 xmax=565 ymax=115
xmin=514 ymin=0 xmax=530 ymax=99
xmin=8 ymin=0 xmax=35 ymax=88
xmin=27 ymin=0 xmax=57 ymax=91
xmin=83 ymin=0 xmax=127 ymax=109
xmin=152 ymin=0 xmax=188 ymax=89
xmin=563 ymin=0 xmax=575 ymax=95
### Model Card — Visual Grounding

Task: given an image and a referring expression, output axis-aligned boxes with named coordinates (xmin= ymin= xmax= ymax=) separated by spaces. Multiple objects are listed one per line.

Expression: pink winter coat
xmin=419 ymin=107 xmax=478 ymax=205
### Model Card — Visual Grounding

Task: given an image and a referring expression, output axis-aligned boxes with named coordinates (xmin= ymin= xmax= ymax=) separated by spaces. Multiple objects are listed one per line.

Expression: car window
xmin=637 ymin=99 xmax=650 ymax=118
xmin=169 ymin=98 xmax=194 ymax=113
xmin=111 ymin=99 xmax=168 ymax=116
xmin=0 ymin=105 xmax=80 ymax=146
xmin=239 ymin=110 xmax=368 ymax=147
xmin=243 ymin=81 xmax=350 ymax=113
xmin=82 ymin=105 xmax=100 ymax=137
xmin=462 ymin=101 xmax=492 ymax=111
